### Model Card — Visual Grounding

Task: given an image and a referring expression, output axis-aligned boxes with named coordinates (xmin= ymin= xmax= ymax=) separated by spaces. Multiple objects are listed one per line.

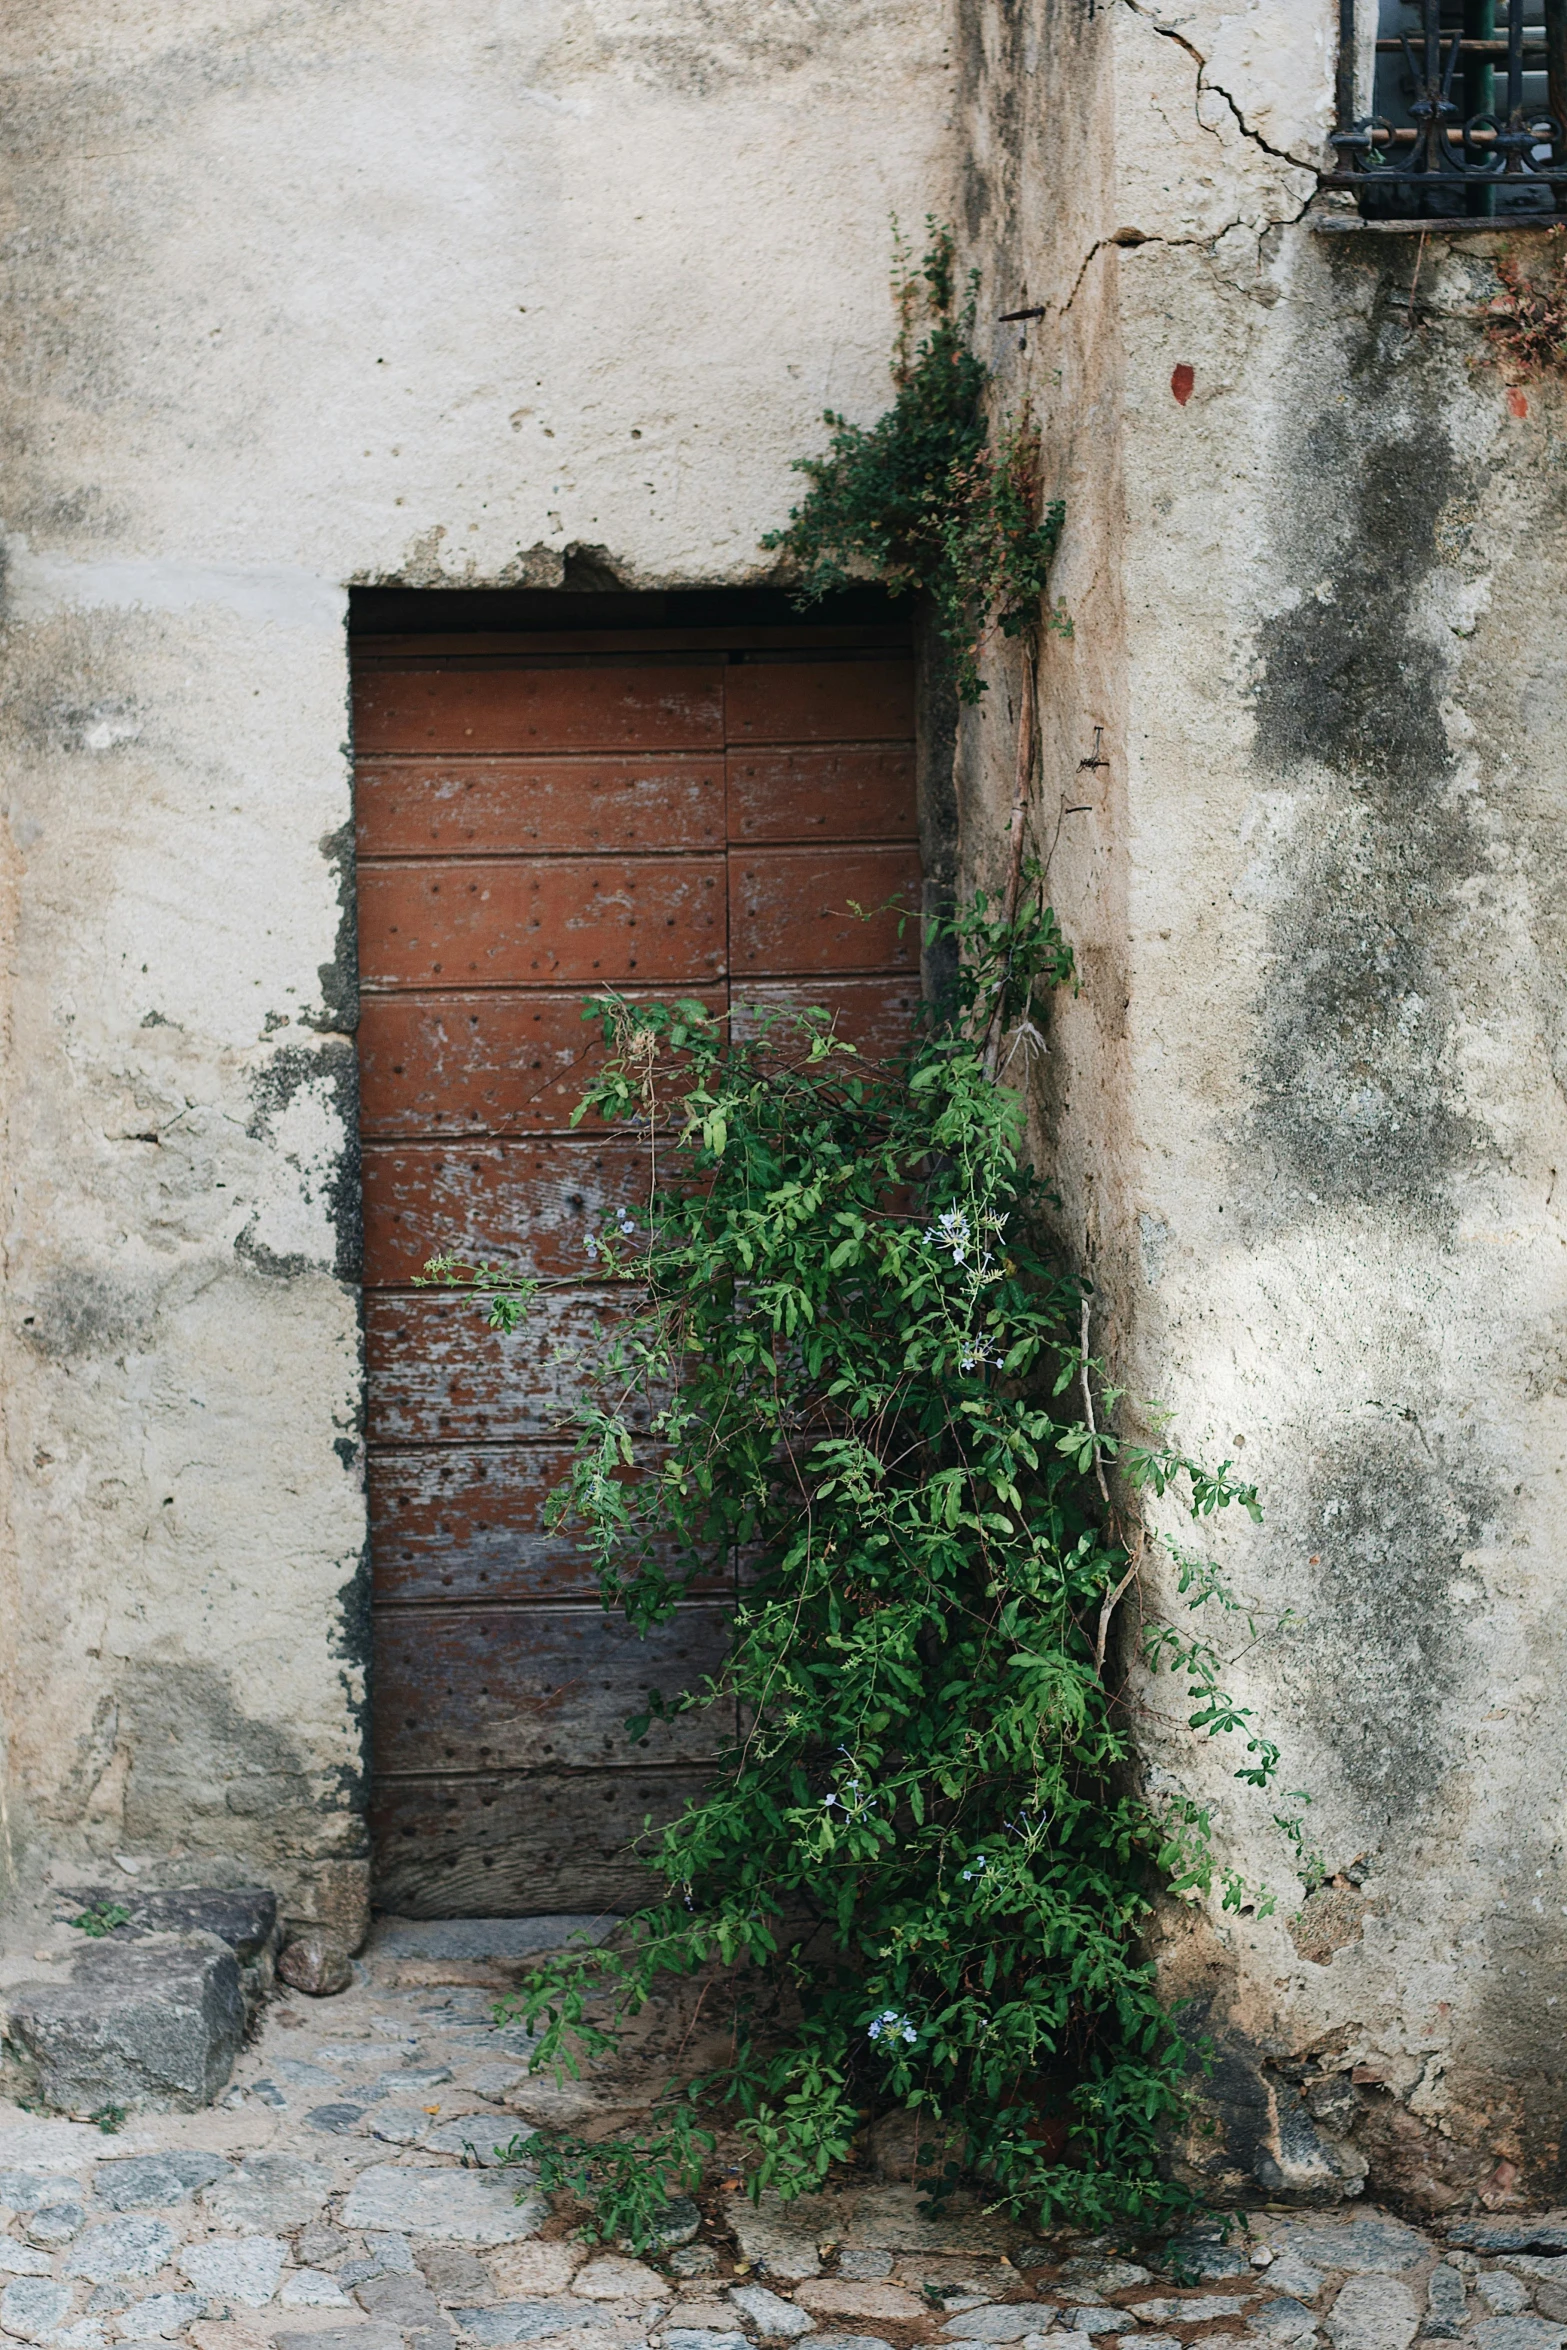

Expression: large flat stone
xmin=423 ymin=2117 xmax=513 ymax=2163
xmin=1324 ymin=2274 xmax=1420 ymax=2350
xmin=1471 ymin=2325 xmax=1567 ymax=2350
xmin=0 ymin=2124 xmax=120 ymax=2174
xmin=728 ymin=2192 xmax=844 ymax=2281
xmin=1276 ymin=2218 xmax=1425 ymax=2279
xmin=570 ymin=2263 xmax=663 ymax=2305
xmin=795 ymin=2283 xmax=920 ymax=2322
xmin=730 ymin=2283 xmax=816 ymax=2337
xmin=0 ymin=2171 xmax=85 ymax=2212
xmin=1159 ymin=2239 xmax=1253 ymax=2283
xmin=273 ymin=2330 xmax=404 ymax=2350
xmin=1250 ymin=2298 xmax=1318 ymax=2342
xmin=0 ymin=2246 xmax=53 ymax=2276
xmin=278 ymin=2270 xmax=352 ymax=2309
xmin=1262 ymin=2259 xmax=1326 ymax=2304
xmin=200 ymin=2154 xmax=331 ymax=2234
xmin=1449 ymin=2223 xmax=1567 ymax=2256
xmin=65 ymin=2218 xmax=178 ymax=2283
xmin=1132 ymin=2301 xmax=1251 ymax=2325
xmin=942 ymin=2308 xmax=1062 ymax=2341
xmin=342 ymin=2165 xmax=547 ymax=2246
xmin=117 ymin=2294 xmax=206 ymax=2340
xmin=0 ymin=2277 xmax=73 ymax=2341
xmin=842 ymin=2190 xmax=1008 ymax=2257
xmin=94 ymin=2154 xmax=231 ymax=2211
xmin=27 ymin=2206 xmax=83 ymax=2250
xmin=9 ymin=1940 xmax=245 ymax=2114
xmin=1060 ymin=2261 xmax=1151 ymax=2296
xmin=454 ymin=2301 xmax=597 ymax=2343
xmin=178 ymin=2236 xmax=286 ymax=2307
xmin=1423 ymin=2266 xmax=1468 ymax=2341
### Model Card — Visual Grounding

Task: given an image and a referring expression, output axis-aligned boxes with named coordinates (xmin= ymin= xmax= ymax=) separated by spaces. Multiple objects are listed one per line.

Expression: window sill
xmin=1308 ymin=211 xmax=1566 ymax=234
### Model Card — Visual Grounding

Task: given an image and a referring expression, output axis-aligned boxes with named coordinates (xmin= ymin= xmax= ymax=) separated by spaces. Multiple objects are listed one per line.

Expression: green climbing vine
xmin=761 ymin=225 xmax=1065 ymax=702
xmin=418 ymin=223 xmax=1308 ymax=2248
xmin=426 ymin=891 xmax=1296 ymax=2250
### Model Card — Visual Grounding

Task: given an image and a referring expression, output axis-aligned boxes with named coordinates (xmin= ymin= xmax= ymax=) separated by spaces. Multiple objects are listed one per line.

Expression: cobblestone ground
xmin=0 ymin=1930 xmax=1560 ymax=2350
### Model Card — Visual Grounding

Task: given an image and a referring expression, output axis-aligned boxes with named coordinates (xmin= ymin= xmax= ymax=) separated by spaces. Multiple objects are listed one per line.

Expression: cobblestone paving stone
xmin=3 ymin=1950 xmax=1567 ymax=2350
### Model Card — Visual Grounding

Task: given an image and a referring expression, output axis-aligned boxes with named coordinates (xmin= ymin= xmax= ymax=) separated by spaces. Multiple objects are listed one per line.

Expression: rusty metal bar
xmin=1338 ymin=0 xmax=1360 ymax=132
xmin=1330 ymin=0 xmax=1567 ymax=211
xmin=1549 ymin=0 xmax=1567 ymax=203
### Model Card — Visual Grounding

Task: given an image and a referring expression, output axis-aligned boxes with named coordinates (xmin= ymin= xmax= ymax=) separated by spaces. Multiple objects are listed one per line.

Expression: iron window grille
xmin=1331 ymin=0 xmax=1567 ymax=217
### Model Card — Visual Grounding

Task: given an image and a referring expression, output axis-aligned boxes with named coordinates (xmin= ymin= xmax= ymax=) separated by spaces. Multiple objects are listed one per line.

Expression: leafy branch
xmin=429 ymin=889 xmax=1300 ymax=2246
xmin=763 ymin=223 xmax=1066 ymax=703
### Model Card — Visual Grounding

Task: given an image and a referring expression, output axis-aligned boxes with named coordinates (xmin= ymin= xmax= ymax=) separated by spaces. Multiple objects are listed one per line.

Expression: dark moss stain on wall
xmin=241 ymin=1038 xmax=363 ymax=1284
xmin=1280 ymin=1420 xmax=1492 ymax=1832
xmin=310 ymin=817 xmax=359 ymax=1039
xmin=1248 ymin=264 xmax=1495 ymax=1221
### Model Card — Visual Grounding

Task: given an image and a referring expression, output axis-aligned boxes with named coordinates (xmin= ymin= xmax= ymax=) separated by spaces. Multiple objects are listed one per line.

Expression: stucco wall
xmin=0 ymin=0 xmax=953 ymax=1930
xmin=959 ymin=0 xmax=1567 ymax=2212
xmin=9 ymin=0 xmax=1567 ymax=2212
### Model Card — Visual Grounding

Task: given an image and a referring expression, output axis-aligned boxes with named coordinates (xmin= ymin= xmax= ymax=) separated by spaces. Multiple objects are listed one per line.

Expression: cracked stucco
xmin=0 ymin=0 xmax=952 ymax=1926
xmin=958 ymin=0 xmax=1567 ymax=2209
xmin=5 ymin=0 xmax=1567 ymax=2212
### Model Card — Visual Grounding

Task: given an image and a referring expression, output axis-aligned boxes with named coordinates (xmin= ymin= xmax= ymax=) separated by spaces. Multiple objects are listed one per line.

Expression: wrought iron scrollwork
xmin=1330 ymin=0 xmax=1567 ymax=217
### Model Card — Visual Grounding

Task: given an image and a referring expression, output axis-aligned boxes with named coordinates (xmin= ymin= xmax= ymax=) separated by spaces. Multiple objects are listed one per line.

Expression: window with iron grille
xmin=1331 ymin=0 xmax=1567 ymax=218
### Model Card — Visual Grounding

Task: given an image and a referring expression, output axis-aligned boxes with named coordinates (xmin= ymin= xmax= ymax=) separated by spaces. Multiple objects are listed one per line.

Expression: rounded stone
xmin=26 ymin=2203 xmax=85 ymax=2248
xmin=278 ymin=1929 xmax=353 ymax=1998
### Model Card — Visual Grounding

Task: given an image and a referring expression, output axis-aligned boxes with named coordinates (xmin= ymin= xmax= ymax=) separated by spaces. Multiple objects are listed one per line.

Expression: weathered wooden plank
xmin=357 ymin=988 xmax=729 ymax=1140
xmin=368 ymin=1444 xmax=720 ymax=1605
xmin=354 ymin=665 xmax=725 ymax=755
xmin=730 ymin=976 xmax=919 ymax=1063
xmin=725 ymin=659 xmax=914 ymax=745
xmin=372 ymin=1603 xmax=732 ymax=1773
xmin=357 ymin=855 xmax=727 ymax=990
xmin=730 ymin=846 xmax=921 ymax=976
xmin=726 ymin=746 xmax=916 ymax=844
xmin=365 ymin=1289 xmax=642 ymax=1446
xmin=356 ymin=756 xmax=726 ymax=857
xmin=370 ymin=1766 xmax=713 ymax=1916
xmin=362 ymin=1136 xmax=652 ymax=1285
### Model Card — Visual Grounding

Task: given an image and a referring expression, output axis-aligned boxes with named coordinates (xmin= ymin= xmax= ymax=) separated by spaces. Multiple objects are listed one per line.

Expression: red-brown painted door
xmin=354 ymin=630 xmax=919 ymax=1914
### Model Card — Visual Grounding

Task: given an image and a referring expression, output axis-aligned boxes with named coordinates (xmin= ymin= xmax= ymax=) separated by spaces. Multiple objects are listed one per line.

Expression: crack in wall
xmin=1053 ymin=210 xmax=1308 ymax=323
xmin=1121 ymin=0 xmax=1327 ymax=177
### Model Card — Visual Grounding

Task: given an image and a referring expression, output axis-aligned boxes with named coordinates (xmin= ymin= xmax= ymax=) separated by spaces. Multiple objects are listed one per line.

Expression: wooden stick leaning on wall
xmin=981 ymin=629 xmax=1039 ymax=1081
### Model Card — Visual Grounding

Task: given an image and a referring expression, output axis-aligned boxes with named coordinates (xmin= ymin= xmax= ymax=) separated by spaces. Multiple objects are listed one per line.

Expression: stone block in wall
xmin=284 ymin=1859 xmax=371 ymax=1956
xmin=4 ymin=1936 xmax=246 ymax=2113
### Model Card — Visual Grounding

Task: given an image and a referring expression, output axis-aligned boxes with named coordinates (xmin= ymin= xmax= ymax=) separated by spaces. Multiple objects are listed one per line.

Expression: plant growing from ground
xmin=762 ymin=226 xmax=1064 ymax=702
xmin=69 ymin=1902 xmax=130 ymax=1938
xmin=431 ymin=890 xmax=1291 ymax=2249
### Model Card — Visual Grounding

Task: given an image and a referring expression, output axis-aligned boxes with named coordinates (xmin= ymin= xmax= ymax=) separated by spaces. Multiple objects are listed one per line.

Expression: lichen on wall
xmin=957 ymin=0 xmax=1567 ymax=2210
xmin=0 ymin=0 xmax=952 ymax=1938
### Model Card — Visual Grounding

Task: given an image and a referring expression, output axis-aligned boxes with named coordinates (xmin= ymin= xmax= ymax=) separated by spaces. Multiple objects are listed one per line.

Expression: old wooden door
xmin=354 ymin=618 xmax=919 ymax=1915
